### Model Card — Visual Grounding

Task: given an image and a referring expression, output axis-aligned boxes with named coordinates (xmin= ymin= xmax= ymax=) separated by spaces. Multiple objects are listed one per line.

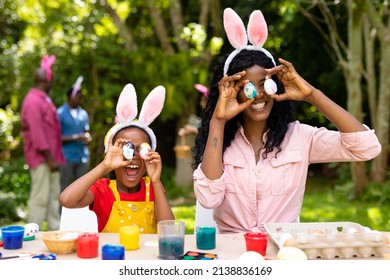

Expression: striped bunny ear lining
xmin=223 ymin=8 xmax=276 ymax=75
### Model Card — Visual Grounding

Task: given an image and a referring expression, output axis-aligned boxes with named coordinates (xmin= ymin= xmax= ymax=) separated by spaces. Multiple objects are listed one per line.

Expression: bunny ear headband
xmin=194 ymin=83 xmax=209 ymax=97
xmin=223 ymin=8 xmax=277 ymax=95
xmin=71 ymin=76 xmax=83 ymax=98
xmin=40 ymin=54 xmax=56 ymax=81
xmin=104 ymin=83 xmax=166 ymax=152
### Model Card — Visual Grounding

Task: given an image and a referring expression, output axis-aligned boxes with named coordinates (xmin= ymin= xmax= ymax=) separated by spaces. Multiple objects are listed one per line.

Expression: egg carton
xmin=264 ymin=222 xmax=390 ymax=259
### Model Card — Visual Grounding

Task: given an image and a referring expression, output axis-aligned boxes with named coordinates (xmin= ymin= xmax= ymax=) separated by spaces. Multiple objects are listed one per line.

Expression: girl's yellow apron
xmin=102 ymin=176 xmax=157 ymax=233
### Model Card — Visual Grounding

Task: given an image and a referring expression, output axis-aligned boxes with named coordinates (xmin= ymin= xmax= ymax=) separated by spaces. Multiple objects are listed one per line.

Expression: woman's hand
xmin=213 ymin=71 xmax=254 ymax=121
xmin=266 ymin=58 xmax=315 ymax=102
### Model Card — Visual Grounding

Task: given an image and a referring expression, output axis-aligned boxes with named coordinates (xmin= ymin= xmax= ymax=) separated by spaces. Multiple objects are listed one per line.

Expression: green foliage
xmin=334 ymin=179 xmax=390 ymax=205
xmin=172 ymin=205 xmax=196 ymax=234
xmin=158 ymin=166 xmax=196 ymax=206
xmin=362 ymin=181 xmax=390 ymax=204
xmin=0 ymin=106 xmax=21 ymax=160
xmin=0 ymin=197 xmax=23 ymax=226
xmin=0 ymin=157 xmax=30 ymax=226
xmin=0 ymin=158 xmax=30 ymax=206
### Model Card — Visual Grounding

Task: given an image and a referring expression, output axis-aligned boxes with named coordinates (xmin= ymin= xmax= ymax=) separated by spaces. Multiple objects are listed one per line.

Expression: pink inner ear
xmin=138 ymin=86 xmax=165 ymax=126
xmin=116 ymin=84 xmax=137 ymax=123
xmin=117 ymin=107 xmax=133 ymax=122
xmin=224 ymin=8 xmax=247 ymax=48
xmin=247 ymin=10 xmax=268 ymax=47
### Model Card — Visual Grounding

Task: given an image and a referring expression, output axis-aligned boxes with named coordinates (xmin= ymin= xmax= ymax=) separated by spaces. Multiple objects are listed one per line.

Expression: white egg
xmin=264 ymin=79 xmax=277 ymax=95
xmin=276 ymin=246 xmax=308 ymax=260
xmin=238 ymin=251 xmax=265 ymax=261
xmin=365 ymin=232 xmax=383 ymax=243
xmin=364 ymin=227 xmax=372 ymax=232
xmin=279 ymin=233 xmax=295 ymax=247
xmin=139 ymin=143 xmax=151 ymax=160
xmin=347 ymin=227 xmax=358 ymax=234
xmin=61 ymin=232 xmax=79 ymax=240
xmin=295 ymin=233 xmax=309 ymax=245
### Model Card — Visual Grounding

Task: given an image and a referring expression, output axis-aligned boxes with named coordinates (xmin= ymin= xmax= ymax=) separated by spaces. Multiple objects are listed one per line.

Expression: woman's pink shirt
xmin=194 ymin=121 xmax=381 ymax=233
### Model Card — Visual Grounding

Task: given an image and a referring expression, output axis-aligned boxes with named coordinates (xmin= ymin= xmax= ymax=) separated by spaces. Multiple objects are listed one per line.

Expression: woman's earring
xmin=264 ymin=75 xmax=277 ymax=95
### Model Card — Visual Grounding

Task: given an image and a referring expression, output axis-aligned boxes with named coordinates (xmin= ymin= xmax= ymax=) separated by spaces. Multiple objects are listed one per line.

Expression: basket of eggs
xmin=40 ymin=231 xmax=79 ymax=254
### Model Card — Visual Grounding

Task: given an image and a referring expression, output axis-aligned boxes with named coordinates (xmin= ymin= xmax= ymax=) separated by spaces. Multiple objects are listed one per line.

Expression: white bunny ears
xmin=223 ymin=8 xmax=276 ymax=75
xmin=71 ymin=76 xmax=83 ymax=98
xmin=104 ymin=83 xmax=166 ymax=152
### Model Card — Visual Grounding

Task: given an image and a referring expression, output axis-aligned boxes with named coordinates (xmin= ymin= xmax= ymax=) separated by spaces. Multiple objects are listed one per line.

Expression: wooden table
xmin=1 ymin=232 xmax=389 ymax=260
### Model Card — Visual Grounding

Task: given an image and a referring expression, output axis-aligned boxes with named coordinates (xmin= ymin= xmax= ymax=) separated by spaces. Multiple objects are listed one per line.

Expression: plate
xmin=264 ymin=222 xmax=390 ymax=259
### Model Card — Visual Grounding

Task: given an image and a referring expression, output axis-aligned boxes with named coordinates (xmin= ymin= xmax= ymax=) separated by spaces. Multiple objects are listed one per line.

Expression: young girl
xmin=192 ymin=8 xmax=381 ymax=233
xmin=59 ymin=84 xmax=174 ymax=233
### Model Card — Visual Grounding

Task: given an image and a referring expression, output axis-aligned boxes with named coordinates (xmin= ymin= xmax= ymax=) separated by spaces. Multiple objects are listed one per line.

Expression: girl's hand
xmin=266 ymin=58 xmax=315 ymax=102
xmin=103 ymin=135 xmax=131 ymax=170
xmin=213 ymin=71 xmax=254 ymax=121
xmin=145 ymin=150 xmax=162 ymax=183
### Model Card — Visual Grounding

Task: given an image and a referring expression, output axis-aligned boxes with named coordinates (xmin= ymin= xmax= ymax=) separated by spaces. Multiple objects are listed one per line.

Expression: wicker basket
xmin=174 ymin=135 xmax=191 ymax=158
xmin=40 ymin=231 xmax=79 ymax=254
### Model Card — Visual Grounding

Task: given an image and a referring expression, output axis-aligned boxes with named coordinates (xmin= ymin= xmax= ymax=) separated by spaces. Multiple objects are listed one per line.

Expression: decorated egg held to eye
xmin=264 ymin=77 xmax=277 ymax=95
xmin=139 ymin=143 xmax=151 ymax=160
xmin=123 ymin=141 xmax=135 ymax=160
xmin=243 ymin=82 xmax=257 ymax=99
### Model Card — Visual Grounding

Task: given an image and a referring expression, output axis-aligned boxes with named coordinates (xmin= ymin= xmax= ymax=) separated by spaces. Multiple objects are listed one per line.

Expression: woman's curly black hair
xmin=192 ymin=49 xmax=295 ymax=170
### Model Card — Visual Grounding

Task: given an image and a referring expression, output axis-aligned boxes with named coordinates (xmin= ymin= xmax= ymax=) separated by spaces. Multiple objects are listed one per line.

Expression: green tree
xmin=296 ymin=0 xmax=389 ymax=195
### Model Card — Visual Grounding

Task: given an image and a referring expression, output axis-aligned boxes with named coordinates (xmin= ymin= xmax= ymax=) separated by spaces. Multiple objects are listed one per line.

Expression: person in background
xmin=57 ymin=76 xmax=92 ymax=194
xmin=21 ymin=54 xmax=64 ymax=231
xmin=192 ymin=8 xmax=382 ymax=233
xmin=178 ymin=83 xmax=209 ymax=137
xmin=59 ymin=84 xmax=174 ymax=233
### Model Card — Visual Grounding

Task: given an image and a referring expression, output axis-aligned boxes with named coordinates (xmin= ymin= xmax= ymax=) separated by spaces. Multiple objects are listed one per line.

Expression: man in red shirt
xmin=21 ymin=55 xmax=64 ymax=230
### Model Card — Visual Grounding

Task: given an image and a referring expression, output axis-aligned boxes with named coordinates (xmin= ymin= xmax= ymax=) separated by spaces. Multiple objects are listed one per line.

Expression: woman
xmin=192 ymin=8 xmax=381 ymax=233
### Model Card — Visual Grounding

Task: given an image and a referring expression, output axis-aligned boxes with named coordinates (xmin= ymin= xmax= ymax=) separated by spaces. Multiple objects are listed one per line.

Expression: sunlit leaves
xmin=94 ymin=16 xmax=118 ymax=36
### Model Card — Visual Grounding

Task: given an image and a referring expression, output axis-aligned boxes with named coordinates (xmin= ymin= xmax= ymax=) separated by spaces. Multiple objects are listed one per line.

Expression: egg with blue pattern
xmin=244 ymin=82 xmax=257 ymax=99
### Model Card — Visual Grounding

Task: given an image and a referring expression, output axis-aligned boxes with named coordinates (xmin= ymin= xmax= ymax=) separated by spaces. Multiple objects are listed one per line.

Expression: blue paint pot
xmin=1 ymin=225 xmax=25 ymax=250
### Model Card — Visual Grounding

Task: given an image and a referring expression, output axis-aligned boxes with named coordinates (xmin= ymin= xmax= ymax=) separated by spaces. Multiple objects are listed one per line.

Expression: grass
xmin=171 ymin=172 xmax=390 ymax=233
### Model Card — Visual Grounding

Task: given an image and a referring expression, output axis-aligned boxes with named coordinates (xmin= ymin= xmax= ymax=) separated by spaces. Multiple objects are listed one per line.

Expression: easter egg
xmin=264 ymin=78 xmax=277 ymax=95
xmin=123 ymin=141 xmax=135 ymax=160
xmin=279 ymin=233 xmax=298 ymax=247
xmin=244 ymin=82 xmax=257 ymax=99
xmin=24 ymin=223 xmax=39 ymax=241
xmin=139 ymin=143 xmax=151 ymax=160
xmin=276 ymin=246 xmax=308 ymax=260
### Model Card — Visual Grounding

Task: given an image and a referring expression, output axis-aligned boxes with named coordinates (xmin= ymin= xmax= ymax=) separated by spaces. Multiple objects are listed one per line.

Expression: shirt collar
xmin=237 ymin=125 xmax=269 ymax=143
xmin=31 ymin=87 xmax=48 ymax=98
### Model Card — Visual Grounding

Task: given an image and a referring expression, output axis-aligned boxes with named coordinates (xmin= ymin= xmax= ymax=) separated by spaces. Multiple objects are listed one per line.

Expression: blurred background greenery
xmin=0 ymin=0 xmax=389 ymax=231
